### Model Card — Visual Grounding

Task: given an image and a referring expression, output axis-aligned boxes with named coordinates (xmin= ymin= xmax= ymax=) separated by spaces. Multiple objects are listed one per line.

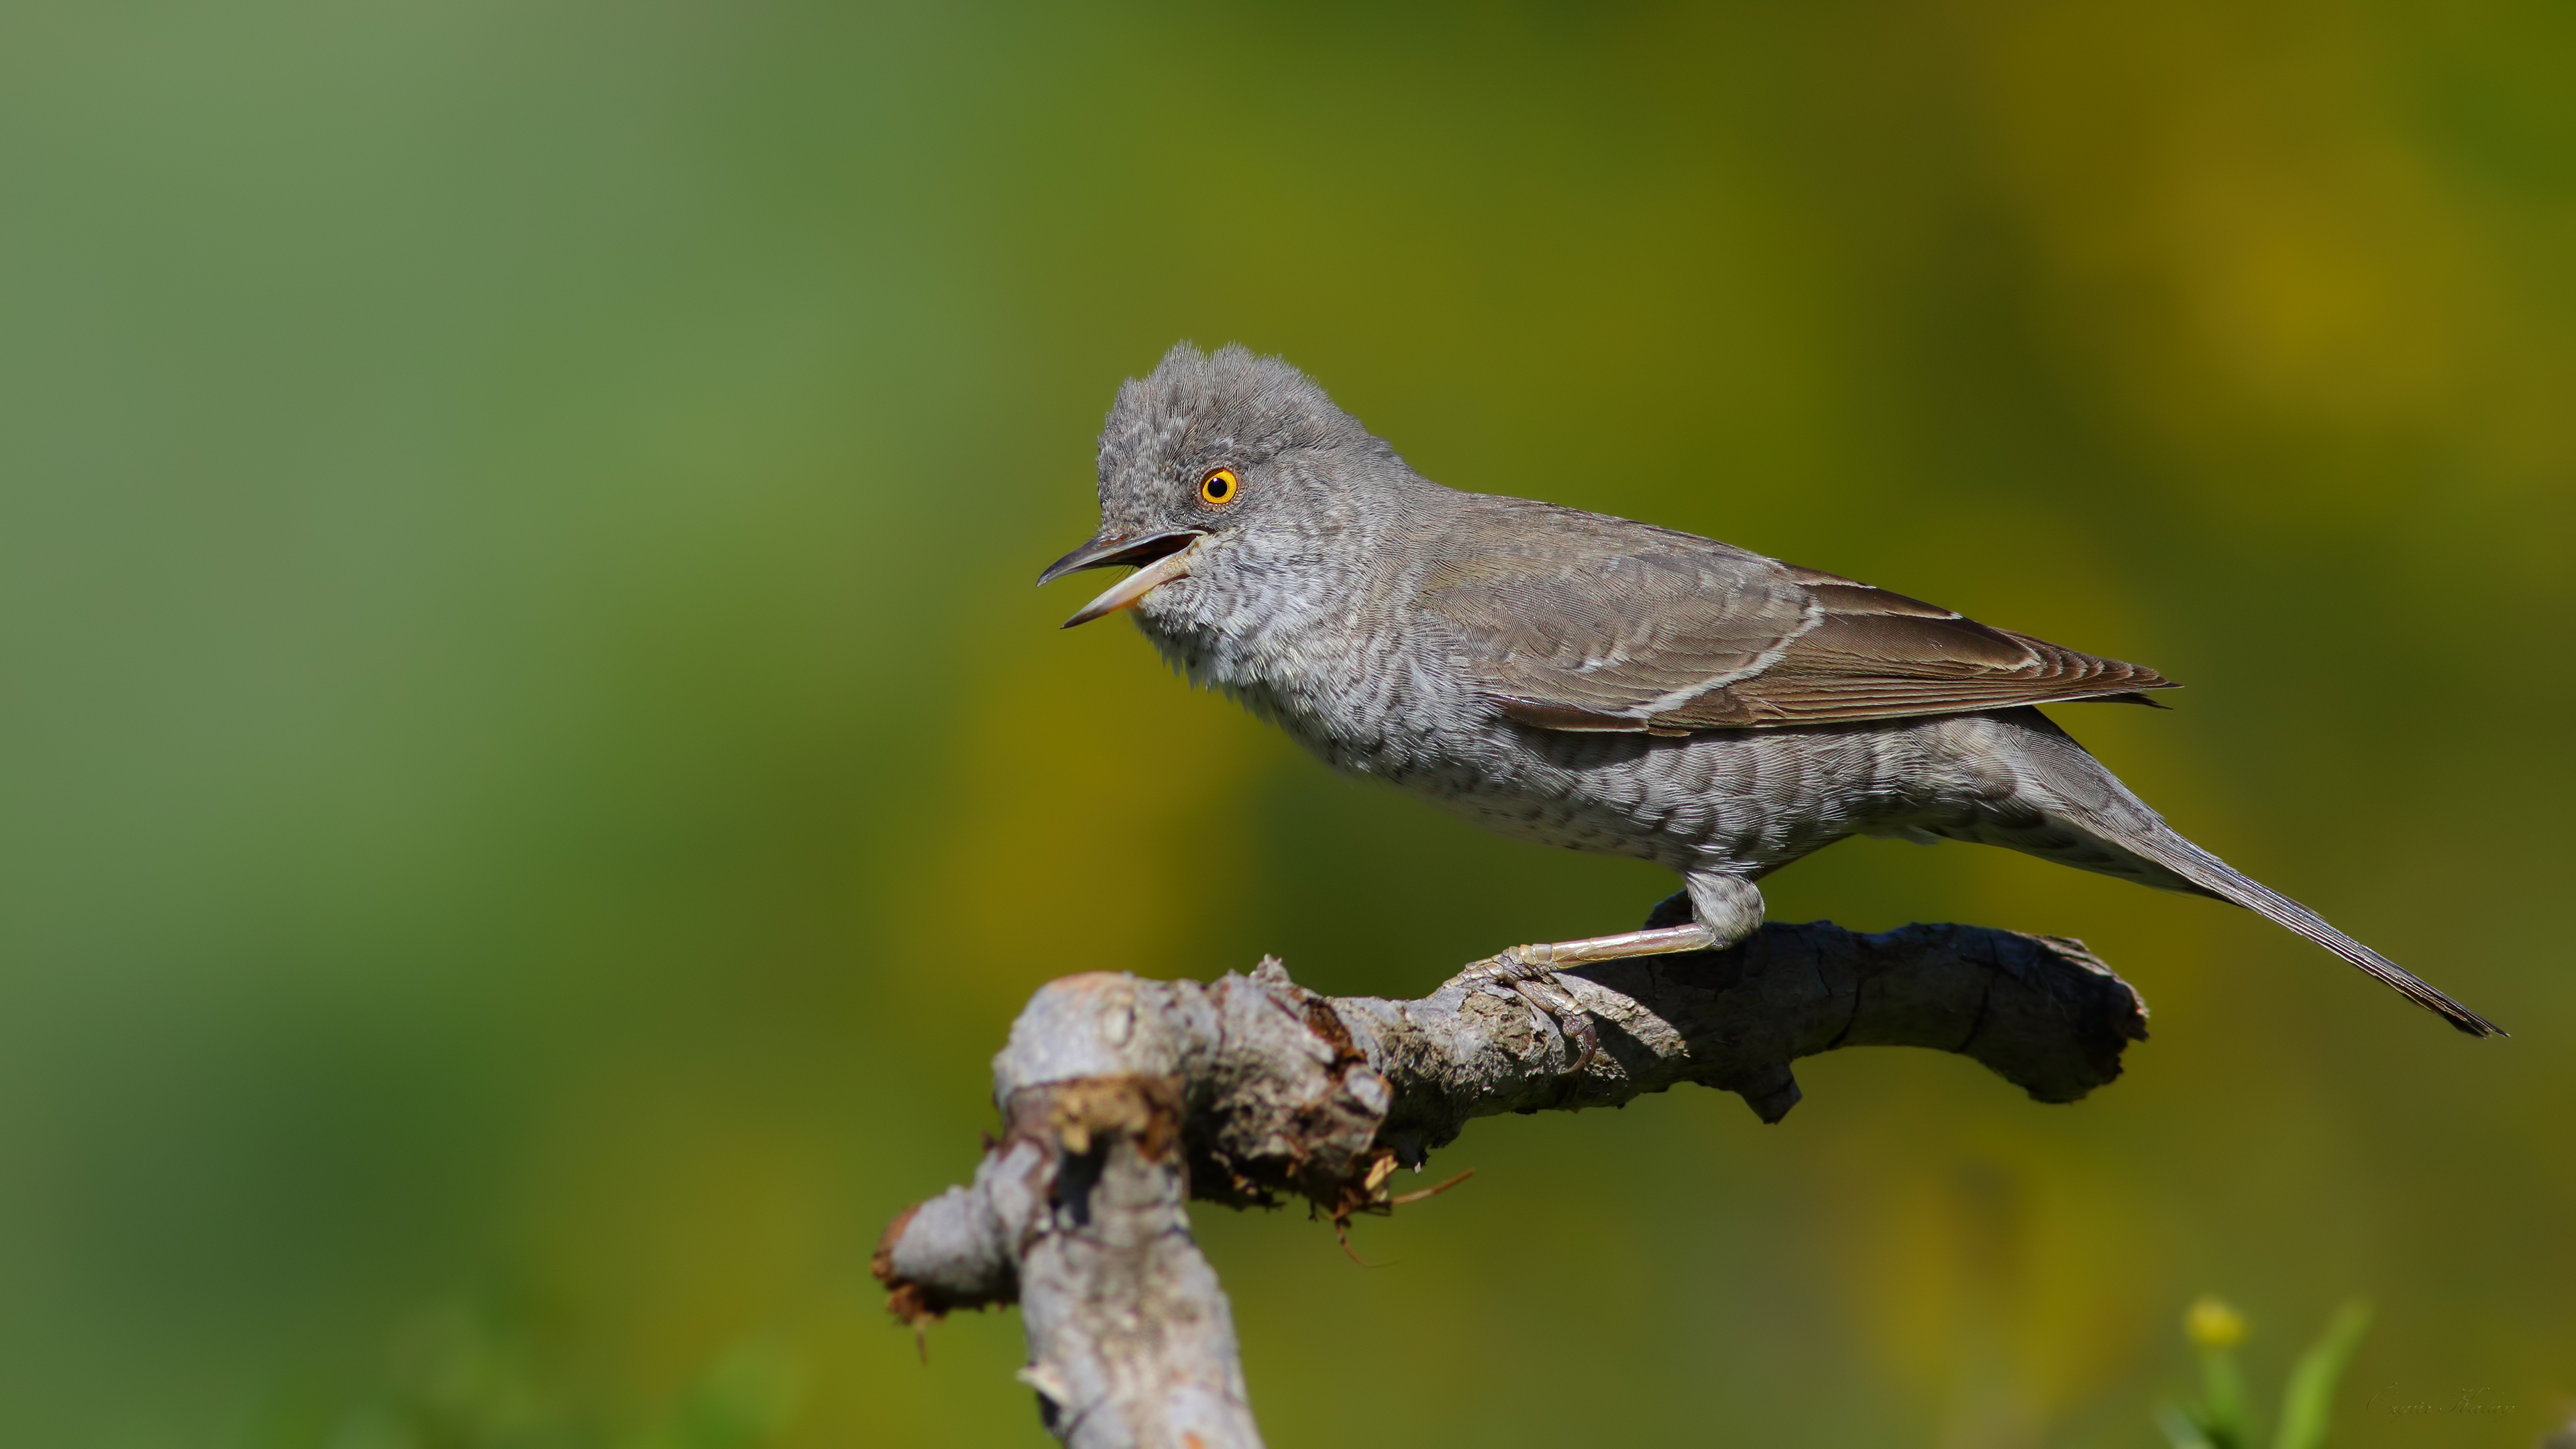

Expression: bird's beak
xmin=1036 ymin=528 xmax=1210 ymax=628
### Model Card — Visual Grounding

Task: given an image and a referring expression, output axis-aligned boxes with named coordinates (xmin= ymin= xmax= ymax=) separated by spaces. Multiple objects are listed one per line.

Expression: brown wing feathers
xmin=1437 ymin=533 xmax=2174 ymax=733
xmin=1657 ymin=579 xmax=2174 ymax=727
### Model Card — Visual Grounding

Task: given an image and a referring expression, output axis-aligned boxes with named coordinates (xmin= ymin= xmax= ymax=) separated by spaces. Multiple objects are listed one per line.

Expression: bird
xmin=1037 ymin=342 xmax=2502 ymax=1041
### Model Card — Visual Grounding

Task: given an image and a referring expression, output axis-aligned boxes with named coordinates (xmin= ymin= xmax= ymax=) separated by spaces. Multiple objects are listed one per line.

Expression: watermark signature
xmin=2364 ymin=1383 xmax=2518 ymax=1418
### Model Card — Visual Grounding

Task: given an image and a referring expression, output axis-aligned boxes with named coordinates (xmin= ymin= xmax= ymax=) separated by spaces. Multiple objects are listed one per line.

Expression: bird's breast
xmin=1135 ymin=575 xmax=1483 ymax=780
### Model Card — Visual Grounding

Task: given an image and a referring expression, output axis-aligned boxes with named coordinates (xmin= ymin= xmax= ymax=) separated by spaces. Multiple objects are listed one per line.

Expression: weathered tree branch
xmin=875 ymin=897 xmax=2149 ymax=1448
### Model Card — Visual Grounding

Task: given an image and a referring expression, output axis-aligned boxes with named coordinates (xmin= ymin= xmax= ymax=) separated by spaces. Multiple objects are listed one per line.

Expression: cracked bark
xmin=874 ymin=896 xmax=2149 ymax=1448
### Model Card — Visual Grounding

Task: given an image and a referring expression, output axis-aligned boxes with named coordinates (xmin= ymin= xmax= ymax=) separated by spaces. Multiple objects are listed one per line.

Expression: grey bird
xmin=1038 ymin=343 xmax=2502 ymax=1040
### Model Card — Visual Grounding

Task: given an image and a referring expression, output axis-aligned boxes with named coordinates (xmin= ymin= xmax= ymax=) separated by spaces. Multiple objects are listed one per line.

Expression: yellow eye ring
xmin=1198 ymin=467 xmax=1239 ymax=506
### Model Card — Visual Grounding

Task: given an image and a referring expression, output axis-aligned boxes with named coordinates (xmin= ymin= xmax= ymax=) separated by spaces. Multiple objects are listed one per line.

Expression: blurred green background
xmin=3 ymin=0 xmax=2571 ymax=1444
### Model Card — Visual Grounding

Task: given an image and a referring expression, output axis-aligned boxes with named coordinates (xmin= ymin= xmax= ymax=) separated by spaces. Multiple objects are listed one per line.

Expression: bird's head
xmin=1038 ymin=343 xmax=1407 ymax=629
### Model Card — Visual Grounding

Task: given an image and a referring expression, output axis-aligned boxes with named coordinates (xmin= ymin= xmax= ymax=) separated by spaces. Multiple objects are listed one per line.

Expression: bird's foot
xmin=1454 ymin=944 xmax=1605 ymax=1072
xmin=1450 ymin=920 xmax=1723 ymax=1073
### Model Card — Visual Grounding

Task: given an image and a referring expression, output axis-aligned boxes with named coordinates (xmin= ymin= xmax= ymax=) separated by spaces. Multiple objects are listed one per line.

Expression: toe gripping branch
xmin=873 ymin=908 xmax=2149 ymax=1448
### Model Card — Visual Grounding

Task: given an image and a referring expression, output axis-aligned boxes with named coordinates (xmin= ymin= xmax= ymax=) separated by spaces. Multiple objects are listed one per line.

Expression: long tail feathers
xmin=2104 ymin=824 xmax=2505 ymax=1038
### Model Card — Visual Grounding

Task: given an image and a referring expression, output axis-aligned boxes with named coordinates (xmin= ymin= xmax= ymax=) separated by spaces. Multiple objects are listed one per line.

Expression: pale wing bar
xmin=1442 ymin=547 xmax=2174 ymax=734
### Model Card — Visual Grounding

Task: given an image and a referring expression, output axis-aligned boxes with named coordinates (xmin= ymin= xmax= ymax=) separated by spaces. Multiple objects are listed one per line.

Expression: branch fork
xmin=875 ymin=900 xmax=2149 ymax=1448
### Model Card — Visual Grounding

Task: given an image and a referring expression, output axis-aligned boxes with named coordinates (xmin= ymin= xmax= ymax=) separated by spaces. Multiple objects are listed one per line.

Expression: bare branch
xmin=876 ymin=900 xmax=2147 ymax=1448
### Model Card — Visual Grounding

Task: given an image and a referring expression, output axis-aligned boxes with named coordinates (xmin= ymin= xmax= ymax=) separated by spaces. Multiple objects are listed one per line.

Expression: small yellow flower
xmin=2186 ymin=1295 xmax=2248 ymax=1349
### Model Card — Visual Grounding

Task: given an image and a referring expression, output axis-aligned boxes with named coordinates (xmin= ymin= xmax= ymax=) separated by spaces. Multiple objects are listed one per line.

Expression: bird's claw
xmin=1456 ymin=946 xmax=1600 ymax=1074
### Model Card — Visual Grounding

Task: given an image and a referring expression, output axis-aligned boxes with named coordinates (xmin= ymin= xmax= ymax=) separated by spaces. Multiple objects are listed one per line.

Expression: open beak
xmin=1036 ymin=528 xmax=1210 ymax=628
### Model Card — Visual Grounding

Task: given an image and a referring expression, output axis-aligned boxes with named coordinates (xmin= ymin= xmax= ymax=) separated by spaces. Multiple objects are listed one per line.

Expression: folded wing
xmin=1415 ymin=504 xmax=2172 ymax=733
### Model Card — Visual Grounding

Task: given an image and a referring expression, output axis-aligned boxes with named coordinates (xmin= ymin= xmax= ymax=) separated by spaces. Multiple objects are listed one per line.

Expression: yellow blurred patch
xmin=888 ymin=603 xmax=1273 ymax=1020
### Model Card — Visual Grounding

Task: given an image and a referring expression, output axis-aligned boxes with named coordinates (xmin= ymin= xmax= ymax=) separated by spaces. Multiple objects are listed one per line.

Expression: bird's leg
xmin=1451 ymin=877 xmax=1763 ymax=1071
xmin=1685 ymin=872 xmax=1765 ymax=949
xmin=1464 ymin=922 xmax=1723 ymax=977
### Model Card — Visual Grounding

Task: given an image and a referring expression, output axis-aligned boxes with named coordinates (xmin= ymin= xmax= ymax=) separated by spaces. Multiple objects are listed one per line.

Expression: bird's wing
xmin=1415 ymin=506 xmax=2172 ymax=733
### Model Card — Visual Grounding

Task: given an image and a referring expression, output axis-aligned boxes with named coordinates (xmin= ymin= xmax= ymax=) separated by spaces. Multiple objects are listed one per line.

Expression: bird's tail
xmin=1997 ymin=712 xmax=2506 ymax=1038
xmin=2099 ymin=822 xmax=2505 ymax=1037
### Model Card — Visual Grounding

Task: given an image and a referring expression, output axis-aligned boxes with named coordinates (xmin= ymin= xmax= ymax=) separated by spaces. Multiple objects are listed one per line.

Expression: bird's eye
xmin=1198 ymin=468 xmax=1239 ymax=506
